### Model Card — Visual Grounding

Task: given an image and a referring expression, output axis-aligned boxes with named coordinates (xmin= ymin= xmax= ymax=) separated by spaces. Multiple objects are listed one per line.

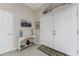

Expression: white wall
xmin=35 ymin=3 xmax=52 ymax=43
xmin=0 ymin=3 xmax=36 ymax=50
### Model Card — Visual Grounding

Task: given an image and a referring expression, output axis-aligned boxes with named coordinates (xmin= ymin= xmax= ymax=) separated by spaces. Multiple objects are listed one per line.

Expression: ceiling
xmin=24 ymin=3 xmax=44 ymax=9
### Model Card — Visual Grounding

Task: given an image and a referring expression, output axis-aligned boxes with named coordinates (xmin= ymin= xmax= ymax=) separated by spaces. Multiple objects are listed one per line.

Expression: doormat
xmin=37 ymin=45 xmax=69 ymax=56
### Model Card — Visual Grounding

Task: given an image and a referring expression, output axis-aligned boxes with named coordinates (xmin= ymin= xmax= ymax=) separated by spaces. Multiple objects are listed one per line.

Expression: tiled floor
xmin=0 ymin=44 xmax=48 ymax=56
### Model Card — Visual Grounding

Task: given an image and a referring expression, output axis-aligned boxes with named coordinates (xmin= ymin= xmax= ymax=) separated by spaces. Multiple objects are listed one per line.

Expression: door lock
xmin=53 ymin=33 xmax=56 ymax=35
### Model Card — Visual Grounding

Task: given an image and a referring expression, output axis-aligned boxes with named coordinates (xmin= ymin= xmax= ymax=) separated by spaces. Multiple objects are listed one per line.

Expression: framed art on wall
xmin=35 ymin=21 xmax=40 ymax=29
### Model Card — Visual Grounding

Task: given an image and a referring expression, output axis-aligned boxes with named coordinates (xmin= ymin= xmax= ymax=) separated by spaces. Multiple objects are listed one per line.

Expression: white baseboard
xmin=11 ymin=48 xmax=17 ymax=51
xmin=35 ymin=42 xmax=42 ymax=45
xmin=0 ymin=48 xmax=17 ymax=55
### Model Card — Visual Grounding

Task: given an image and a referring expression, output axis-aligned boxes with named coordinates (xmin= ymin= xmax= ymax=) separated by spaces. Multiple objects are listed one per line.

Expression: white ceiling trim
xmin=24 ymin=3 xmax=44 ymax=9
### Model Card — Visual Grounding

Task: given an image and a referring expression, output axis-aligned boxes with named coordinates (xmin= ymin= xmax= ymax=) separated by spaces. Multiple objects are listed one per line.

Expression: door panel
xmin=54 ymin=7 xmax=77 ymax=55
xmin=0 ymin=10 xmax=13 ymax=54
xmin=40 ymin=14 xmax=54 ymax=48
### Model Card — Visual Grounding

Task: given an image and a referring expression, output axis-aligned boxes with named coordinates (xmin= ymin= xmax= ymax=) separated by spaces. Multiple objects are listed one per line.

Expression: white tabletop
xmin=19 ymin=35 xmax=36 ymax=42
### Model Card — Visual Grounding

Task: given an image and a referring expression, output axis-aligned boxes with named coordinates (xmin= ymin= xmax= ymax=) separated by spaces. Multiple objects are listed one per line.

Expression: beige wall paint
xmin=0 ymin=3 xmax=36 ymax=49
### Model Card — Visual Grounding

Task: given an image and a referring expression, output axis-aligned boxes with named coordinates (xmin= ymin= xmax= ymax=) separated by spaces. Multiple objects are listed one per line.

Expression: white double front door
xmin=40 ymin=6 xmax=78 ymax=55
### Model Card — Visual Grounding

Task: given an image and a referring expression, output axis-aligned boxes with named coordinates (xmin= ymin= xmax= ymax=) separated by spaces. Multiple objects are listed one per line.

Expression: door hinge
xmin=77 ymin=31 xmax=79 ymax=34
xmin=77 ymin=12 xmax=78 ymax=16
xmin=77 ymin=50 xmax=78 ymax=54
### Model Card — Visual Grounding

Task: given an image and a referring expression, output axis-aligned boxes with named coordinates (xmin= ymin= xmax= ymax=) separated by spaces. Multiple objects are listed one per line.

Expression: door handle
xmin=53 ymin=30 xmax=56 ymax=35
xmin=53 ymin=30 xmax=56 ymax=32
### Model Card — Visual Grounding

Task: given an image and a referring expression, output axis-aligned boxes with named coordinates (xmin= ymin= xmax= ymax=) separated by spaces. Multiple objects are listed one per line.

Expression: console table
xmin=18 ymin=35 xmax=36 ymax=51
